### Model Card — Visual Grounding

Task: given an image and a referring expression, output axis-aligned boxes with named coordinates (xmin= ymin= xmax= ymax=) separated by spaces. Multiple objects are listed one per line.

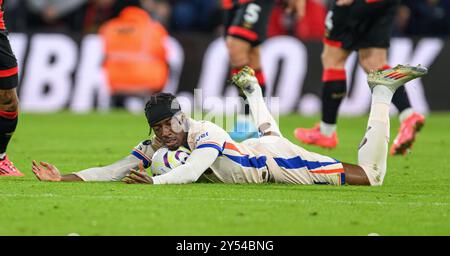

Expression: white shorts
xmin=243 ymin=136 xmax=345 ymax=185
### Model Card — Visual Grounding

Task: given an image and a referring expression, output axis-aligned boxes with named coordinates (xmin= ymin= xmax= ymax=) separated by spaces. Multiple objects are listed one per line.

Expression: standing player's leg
xmin=224 ymin=0 xmax=273 ymax=141
xmin=248 ymin=46 xmax=266 ymax=96
xmin=294 ymin=43 xmax=351 ymax=148
xmin=294 ymin=1 xmax=354 ymax=149
xmin=226 ymin=36 xmax=260 ymax=140
xmin=0 ymin=36 xmax=22 ymax=176
xmin=356 ymin=0 xmax=422 ymax=155
xmin=354 ymin=65 xmax=427 ymax=186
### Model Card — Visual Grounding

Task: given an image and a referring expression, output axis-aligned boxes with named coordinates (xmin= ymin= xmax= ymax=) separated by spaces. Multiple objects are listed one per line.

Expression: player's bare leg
xmin=0 ymin=88 xmax=23 ymax=176
xmin=359 ymin=48 xmax=425 ymax=156
xmin=226 ymin=37 xmax=252 ymax=68
xmin=357 ymin=65 xmax=427 ymax=185
xmin=231 ymin=66 xmax=281 ymax=137
xmin=294 ymin=44 xmax=350 ymax=148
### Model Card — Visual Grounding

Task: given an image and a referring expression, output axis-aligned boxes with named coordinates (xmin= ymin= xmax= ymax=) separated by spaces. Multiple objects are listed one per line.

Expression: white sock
xmin=358 ymin=85 xmax=393 ymax=186
xmin=244 ymin=83 xmax=281 ymax=136
xmin=320 ymin=121 xmax=336 ymax=137
xmin=399 ymin=108 xmax=414 ymax=123
xmin=0 ymin=153 xmax=6 ymax=160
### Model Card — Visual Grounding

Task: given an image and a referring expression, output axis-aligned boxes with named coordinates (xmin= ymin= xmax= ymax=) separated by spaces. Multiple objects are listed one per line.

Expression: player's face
xmin=152 ymin=117 xmax=186 ymax=150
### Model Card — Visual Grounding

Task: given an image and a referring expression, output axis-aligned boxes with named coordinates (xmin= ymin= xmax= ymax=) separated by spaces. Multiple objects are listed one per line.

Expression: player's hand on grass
xmin=32 ymin=160 xmax=62 ymax=182
xmin=336 ymin=0 xmax=354 ymax=6
xmin=123 ymin=161 xmax=153 ymax=184
xmin=285 ymin=0 xmax=306 ymax=19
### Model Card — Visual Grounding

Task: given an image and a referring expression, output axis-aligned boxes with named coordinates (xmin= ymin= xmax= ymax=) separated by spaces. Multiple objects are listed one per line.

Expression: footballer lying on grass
xmin=32 ymin=65 xmax=427 ymax=186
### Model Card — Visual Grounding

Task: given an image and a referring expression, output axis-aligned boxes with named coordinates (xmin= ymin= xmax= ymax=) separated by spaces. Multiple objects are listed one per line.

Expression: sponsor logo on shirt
xmin=195 ymin=132 xmax=209 ymax=143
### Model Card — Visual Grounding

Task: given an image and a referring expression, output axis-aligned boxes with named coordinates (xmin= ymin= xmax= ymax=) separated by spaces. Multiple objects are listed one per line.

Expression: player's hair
xmin=144 ymin=93 xmax=182 ymax=131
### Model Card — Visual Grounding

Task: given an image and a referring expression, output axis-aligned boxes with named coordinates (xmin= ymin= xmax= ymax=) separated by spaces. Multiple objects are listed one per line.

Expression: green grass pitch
xmin=1 ymin=112 xmax=449 ymax=235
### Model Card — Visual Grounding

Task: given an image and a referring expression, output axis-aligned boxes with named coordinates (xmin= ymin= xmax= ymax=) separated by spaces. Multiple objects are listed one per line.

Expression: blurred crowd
xmin=4 ymin=0 xmax=450 ymax=39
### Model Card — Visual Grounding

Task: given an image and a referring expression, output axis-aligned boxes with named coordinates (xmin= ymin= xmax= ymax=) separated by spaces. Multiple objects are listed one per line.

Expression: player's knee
xmin=359 ymin=58 xmax=379 ymax=73
xmin=0 ymin=90 xmax=19 ymax=112
xmin=359 ymin=55 xmax=387 ymax=73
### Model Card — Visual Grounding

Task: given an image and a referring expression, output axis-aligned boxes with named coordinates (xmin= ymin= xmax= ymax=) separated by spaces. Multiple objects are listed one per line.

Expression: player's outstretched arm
xmin=31 ymin=155 xmax=142 ymax=182
xmin=124 ymin=147 xmax=219 ymax=185
xmin=32 ymin=139 xmax=159 ymax=182
xmin=32 ymin=160 xmax=82 ymax=182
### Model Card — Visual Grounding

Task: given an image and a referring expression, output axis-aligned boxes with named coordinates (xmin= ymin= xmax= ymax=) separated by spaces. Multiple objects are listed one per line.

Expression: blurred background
xmin=4 ymin=0 xmax=450 ymax=114
xmin=6 ymin=0 xmax=450 ymax=38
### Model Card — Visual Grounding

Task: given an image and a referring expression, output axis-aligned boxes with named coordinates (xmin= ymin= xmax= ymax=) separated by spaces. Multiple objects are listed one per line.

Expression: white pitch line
xmin=1 ymin=193 xmax=449 ymax=207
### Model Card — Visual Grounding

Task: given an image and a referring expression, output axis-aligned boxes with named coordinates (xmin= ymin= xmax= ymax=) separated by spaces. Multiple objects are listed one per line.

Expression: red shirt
xmin=0 ymin=0 xmax=5 ymax=30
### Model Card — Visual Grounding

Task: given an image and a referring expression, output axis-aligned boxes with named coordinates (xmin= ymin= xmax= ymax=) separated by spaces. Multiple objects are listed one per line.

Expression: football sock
xmin=320 ymin=121 xmax=337 ymax=137
xmin=357 ymin=85 xmax=393 ymax=186
xmin=321 ymin=69 xmax=346 ymax=135
xmin=0 ymin=111 xmax=18 ymax=156
xmin=392 ymin=85 xmax=412 ymax=113
xmin=399 ymin=108 xmax=415 ymax=123
xmin=0 ymin=153 xmax=5 ymax=160
xmin=242 ymin=76 xmax=281 ymax=136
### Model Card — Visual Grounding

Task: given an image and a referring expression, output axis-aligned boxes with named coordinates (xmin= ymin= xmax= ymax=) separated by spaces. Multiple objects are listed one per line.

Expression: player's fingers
xmin=122 ymin=178 xmax=134 ymax=184
xmin=31 ymin=168 xmax=42 ymax=181
xmin=32 ymin=165 xmax=42 ymax=174
xmin=40 ymin=161 xmax=50 ymax=169
xmin=129 ymin=169 xmax=143 ymax=178
xmin=123 ymin=176 xmax=139 ymax=184
xmin=41 ymin=161 xmax=55 ymax=169
xmin=122 ymin=175 xmax=133 ymax=183
xmin=129 ymin=172 xmax=149 ymax=184
xmin=138 ymin=161 xmax=145 ymax=173
xmin=130 ymin=171 xmax=151 ymax=183
xmin=129 ymin=172 xmax=145 ymax=182
xmin=130 ymin=170 xmax=147 ymax=179
xmin=32 ymin=160 xmax=41 ymax=169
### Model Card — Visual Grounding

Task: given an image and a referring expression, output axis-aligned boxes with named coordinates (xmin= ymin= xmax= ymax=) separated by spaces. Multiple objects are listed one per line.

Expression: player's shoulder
xmin=188 ymin=119 xmax=226 ymax=133
xmin=187 ymin=119 xmax=230 ymax=149
xmin=132 ymin=136 xmax=162 ymax=155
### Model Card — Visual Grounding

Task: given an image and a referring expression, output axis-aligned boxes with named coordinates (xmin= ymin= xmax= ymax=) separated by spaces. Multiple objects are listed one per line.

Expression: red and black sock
xmin=0 ymin=111 xmax=18 ymax=156
xmin=380 ymin=65 xmax=412 ymax=112
xmin=231 ymin=67 xmax=266 ymax=115
xmin=321 ymin=69 xmax=347 ymax=124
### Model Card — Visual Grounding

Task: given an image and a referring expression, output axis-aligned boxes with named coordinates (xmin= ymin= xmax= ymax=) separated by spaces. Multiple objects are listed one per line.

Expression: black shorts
xmin=0 ymin=32 xmax=18 ymax=90
xmin=223 ymin=0 xmax=274 ymax=46
xmin=324 ymin=0 xmax=400 ymax=50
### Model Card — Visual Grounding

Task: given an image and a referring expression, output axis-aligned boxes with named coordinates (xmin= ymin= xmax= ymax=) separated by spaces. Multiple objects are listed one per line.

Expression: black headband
xmin=145 ymin=97 xmax=181 ymax=127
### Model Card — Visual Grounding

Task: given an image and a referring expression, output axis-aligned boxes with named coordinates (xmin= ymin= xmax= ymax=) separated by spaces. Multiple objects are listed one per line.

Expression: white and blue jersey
xmin=186 ymin=119 xmax=345 ymax=185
